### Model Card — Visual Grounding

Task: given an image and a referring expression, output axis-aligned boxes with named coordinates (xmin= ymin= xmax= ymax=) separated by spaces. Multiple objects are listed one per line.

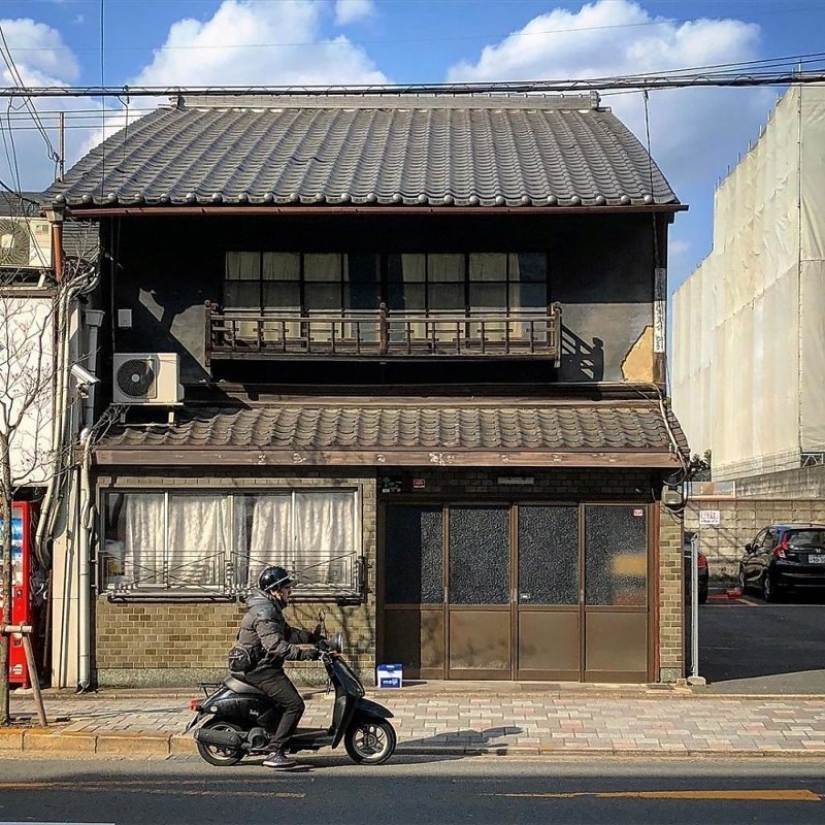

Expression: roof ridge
xmin=171 ymin=93 xmax=600 ymax=112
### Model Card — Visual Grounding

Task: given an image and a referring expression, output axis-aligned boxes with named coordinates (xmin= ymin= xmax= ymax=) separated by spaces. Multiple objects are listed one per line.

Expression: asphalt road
xmin=1 ymin=755 xmax=824 ymax=825
xmin=696 ymin=589 xmax=825 ymax=693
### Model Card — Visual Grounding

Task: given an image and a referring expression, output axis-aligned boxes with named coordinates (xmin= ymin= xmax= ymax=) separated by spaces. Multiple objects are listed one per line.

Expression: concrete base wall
xmin=685 ymin=497 xmax=825 ymax=580
xmin=735 ymin=465 xmax=825 ymax=499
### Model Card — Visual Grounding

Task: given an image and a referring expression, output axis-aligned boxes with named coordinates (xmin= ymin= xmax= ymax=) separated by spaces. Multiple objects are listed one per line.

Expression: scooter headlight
xmin=328 ymin=631 xmax=345 ymax=654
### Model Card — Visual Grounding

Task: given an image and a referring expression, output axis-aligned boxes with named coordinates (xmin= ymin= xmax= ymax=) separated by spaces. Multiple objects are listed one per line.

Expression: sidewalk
xmin=4 ymin=683 xmax=825 ymax=759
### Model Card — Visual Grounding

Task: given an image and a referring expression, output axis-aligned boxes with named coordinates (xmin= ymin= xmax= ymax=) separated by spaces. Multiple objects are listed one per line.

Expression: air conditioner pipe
xmin=83 ymin=309 xmax=104 ymax=430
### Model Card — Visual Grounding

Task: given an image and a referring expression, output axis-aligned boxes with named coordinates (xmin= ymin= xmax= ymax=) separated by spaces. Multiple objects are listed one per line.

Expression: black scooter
xmin=187 ymin=633 xmax=396 ymax=766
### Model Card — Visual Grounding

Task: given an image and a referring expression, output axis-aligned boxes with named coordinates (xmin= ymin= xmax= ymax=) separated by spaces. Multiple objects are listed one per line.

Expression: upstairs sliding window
xmin=223 ymin=252 xmax=548 ymax=315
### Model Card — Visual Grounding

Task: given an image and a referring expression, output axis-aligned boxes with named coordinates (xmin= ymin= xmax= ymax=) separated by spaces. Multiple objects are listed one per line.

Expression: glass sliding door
xmin=583 ymin=505 xmax=650 ymax=682
xmin=447 ymin=506 xmax=511 ymax=678
xmin=516 ymin=505 xmax=581 ymax=680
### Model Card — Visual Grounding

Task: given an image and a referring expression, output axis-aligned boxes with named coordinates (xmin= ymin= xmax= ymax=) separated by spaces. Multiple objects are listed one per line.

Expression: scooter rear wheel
xmin=344 ymin=719 xmax=396 ymax=765
xmin=196 ymin=720 xmax=245 ymax=766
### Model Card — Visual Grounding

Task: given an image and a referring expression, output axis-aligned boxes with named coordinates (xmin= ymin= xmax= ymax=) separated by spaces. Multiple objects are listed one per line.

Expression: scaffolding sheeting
xmin=672 ymin=85 xmax=825 ymax=480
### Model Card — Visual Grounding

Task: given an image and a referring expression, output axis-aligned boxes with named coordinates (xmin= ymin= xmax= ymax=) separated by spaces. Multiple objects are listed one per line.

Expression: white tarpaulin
xmin=672 ymin=85 xmax=825 ymax=480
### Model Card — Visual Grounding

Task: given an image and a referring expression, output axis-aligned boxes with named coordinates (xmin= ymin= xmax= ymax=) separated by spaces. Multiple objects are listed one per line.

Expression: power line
xmin=0 ymin=70 xmax=823 ymax=99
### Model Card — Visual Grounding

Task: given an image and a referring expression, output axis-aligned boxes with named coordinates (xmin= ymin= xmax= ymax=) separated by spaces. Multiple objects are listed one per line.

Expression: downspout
xmin=77 ymin=309 xmax=104 ymax=690
xmin=77 ymin=427 xmax=93 ymax=691
xmin=35 ymin=210 xmax=67 ymax=566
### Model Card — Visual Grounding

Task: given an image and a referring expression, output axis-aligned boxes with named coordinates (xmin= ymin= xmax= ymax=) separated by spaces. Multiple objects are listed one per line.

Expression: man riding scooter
xmin=227 ymin=565 xmax=325 ymax=770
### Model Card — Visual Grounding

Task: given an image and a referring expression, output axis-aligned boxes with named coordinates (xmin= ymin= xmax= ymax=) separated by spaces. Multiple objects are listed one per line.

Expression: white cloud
xmin=0 ymin=17 xmax=80 ymax=84
xmin=0 ymin=18 xmax=89 ymax=191
xmin=76 ymin=0 xmax=388 ymax=171
xmin=446 ymin=0 xmax=776 ymax=284
xmin=334 ymin=0 xmax=375 ymax=26
xmin=132 ymin=0 xmax=386 ymax=87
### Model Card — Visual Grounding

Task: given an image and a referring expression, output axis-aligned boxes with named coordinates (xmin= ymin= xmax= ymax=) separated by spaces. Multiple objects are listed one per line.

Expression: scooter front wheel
xmin=344 ymin=719 xmax=396 ymax=765
xmin=196 ymin=720 xmax=245 ymax=766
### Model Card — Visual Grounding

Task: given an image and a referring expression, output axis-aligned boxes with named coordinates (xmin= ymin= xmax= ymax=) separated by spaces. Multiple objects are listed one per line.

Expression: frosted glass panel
xmin=518 ymin=506 xmax=578 ymax=605
xmin=585 ymin=506 xmax=647 ymax=606
xmin=448 ymin=507 xmax=509 ymax=604
xmin=385 ymin=506 xmax=443 ymax=604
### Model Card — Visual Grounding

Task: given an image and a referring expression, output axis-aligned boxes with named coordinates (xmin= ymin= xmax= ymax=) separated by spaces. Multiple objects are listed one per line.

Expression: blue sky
xmin=1 ymin=0 xmax=824 ymax=292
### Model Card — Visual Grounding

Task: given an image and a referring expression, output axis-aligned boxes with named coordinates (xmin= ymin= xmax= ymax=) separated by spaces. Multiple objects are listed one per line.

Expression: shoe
xmin=262 ymin=751 xmax=298 ymax=770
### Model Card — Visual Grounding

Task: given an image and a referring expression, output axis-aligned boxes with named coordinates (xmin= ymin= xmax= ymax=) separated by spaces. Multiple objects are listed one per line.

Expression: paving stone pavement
xmin=5 ymin=686 xmax=825 ymax=758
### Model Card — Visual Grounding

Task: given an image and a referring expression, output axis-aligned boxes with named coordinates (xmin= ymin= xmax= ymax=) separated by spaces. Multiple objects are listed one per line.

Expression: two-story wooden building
xmin=45 ymin=92 xmax=689 ymax=688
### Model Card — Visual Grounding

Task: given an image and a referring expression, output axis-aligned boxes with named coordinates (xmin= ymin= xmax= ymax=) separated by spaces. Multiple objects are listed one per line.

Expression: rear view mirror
xmin=745 ymin=543 xmax=753 ymax=554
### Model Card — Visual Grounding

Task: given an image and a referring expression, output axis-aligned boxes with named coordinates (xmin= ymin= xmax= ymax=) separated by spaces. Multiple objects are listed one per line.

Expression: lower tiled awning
xmin=94 ymin=398 xmax=689 ymax=469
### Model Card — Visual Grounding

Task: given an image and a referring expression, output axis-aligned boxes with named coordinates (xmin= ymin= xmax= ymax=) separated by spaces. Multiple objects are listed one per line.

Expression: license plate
xmin=808 ymin=554 xmax=825 ymax=564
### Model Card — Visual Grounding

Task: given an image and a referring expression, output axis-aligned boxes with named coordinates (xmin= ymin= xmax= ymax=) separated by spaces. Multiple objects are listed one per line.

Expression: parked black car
xmin=685 ymin=531 xmax=709 ymax=604
xmin=738 ymin=524 xmax=825 ymax=602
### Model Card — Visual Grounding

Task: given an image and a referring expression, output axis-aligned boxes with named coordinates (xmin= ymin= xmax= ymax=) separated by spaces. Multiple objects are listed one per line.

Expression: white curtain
xmin=167 ymin=495 xmax=229 ymax=588
xmin=122 ymin=494 xmax=164 ymax=587
xmin=294 ymin=492 xmax=355 ymax=586
xmin=245 ymin=495 xmax=292 ymax=588
xmin=113 ymin=490 xmax=357 ymax=593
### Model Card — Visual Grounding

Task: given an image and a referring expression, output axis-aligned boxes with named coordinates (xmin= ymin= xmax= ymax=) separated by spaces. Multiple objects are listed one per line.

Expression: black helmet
xmin=258 ymin=565 xmax=294 ymax=592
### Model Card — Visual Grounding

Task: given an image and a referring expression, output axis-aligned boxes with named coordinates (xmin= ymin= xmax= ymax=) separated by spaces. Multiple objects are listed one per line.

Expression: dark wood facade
xmin=98 ymin=211 xmax=668 ymax=390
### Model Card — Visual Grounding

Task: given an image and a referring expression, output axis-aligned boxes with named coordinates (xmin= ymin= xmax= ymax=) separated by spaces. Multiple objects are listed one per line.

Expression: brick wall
xmin=93 ymin=470 xmax=377 ymax=687
xmin=657 ymin=504 xmax=684 ymax=683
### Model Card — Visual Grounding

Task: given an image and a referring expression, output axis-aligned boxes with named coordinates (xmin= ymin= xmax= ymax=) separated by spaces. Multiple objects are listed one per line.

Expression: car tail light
xmin=189 ymin=699 xmax=201 ymax=711
xmin=773 ymin=539 xmax=789 ymax=560
xmin=697 ymin=554 xmax=707 ymax=569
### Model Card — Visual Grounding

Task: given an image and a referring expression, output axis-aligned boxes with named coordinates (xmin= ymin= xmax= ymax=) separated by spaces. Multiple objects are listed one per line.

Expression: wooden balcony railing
xmin=204 ymin=301 xmax=562 ymax=365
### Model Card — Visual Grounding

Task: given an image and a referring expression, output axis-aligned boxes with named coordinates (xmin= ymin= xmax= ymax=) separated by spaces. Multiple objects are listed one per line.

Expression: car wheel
xmin=698 ymin=588 xmax=708 ymax=605
xmin=738 ymin=567 xmax=747 ymax=594
xmin=762 ymin=573 xmax=777 ymax=603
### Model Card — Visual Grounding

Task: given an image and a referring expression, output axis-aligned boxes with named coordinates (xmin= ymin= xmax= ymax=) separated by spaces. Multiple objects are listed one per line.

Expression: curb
xmin=2 ymin=729 xmax=824 ymax=760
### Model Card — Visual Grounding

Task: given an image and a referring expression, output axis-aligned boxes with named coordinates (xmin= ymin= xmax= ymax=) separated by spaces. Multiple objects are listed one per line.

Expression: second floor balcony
xmin=204 ymin=301 xmax=562 ymax=365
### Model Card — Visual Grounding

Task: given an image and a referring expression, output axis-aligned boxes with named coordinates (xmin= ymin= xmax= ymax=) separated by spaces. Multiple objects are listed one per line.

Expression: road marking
xmin=488 ymin=790 xmax=821 ymax=801
xmin=0 ymin=782 xmax=303 ymax=799
xmin=738 ymin=596 xmax=759 ymax=607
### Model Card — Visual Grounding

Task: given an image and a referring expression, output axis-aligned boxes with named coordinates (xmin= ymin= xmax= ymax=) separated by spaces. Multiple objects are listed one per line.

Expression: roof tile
xmin=48 ymin=95 xmax=678 ymax=209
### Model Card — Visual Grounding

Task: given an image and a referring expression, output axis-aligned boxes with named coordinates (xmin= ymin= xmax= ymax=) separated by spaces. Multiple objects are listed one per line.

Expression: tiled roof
xmin=47 ymin=94 xmax=678 ymax=209
xmin=96 ymin=400 xmax=688 ymax=467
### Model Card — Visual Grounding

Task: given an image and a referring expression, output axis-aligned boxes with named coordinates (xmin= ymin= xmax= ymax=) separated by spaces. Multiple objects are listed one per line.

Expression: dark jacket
xmin=236 ymin=590 xmax=318 ymax=671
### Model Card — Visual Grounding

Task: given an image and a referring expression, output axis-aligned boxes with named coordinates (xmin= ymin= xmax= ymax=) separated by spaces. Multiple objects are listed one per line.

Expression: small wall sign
xmin=412 ymin=478 xmax=426 ymax=490
xmin=699 ymin=510 xmax=721 ymax=526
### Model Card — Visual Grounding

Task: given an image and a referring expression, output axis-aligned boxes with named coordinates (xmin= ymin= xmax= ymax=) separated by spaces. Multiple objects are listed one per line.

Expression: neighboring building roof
xmin=0 ymin=191 xmax=99 ymax=262
xmin=0 ymin=191 xmax=43 ymax=216
xmin=95 ymin=399 xmax=688 ymax=468
xmin=47 ymin=93 xmax=679 ymax=210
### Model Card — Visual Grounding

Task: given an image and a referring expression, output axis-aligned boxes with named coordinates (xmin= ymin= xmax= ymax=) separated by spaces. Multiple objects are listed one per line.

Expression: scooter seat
xmin=223 ymin=675 xmax=267 ymax=695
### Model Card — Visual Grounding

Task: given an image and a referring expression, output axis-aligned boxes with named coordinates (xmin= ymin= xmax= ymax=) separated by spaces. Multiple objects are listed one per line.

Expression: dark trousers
xmin=243 ymin=667 xmax=306 ymax=753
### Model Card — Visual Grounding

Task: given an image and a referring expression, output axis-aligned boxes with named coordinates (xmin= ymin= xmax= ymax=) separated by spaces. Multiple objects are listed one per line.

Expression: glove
xmin=300 ymin=648 xmax=321 ymax=661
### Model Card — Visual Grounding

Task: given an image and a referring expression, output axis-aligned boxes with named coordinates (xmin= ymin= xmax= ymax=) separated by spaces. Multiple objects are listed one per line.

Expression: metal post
xmin=690 ymin=532 xmax=700 ymax=679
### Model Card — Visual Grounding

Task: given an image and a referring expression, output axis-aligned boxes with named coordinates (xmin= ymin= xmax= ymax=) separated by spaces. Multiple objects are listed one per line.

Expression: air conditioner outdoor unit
xmin=0 ymin=217 xmax=52 ymax=269
xmin=112 ymin=353 xmax=183 ymax=405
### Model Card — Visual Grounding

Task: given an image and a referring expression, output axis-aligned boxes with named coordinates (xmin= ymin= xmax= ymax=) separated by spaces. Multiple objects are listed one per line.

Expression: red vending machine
xmin=0 ymin=501 xmax=39 ymax=688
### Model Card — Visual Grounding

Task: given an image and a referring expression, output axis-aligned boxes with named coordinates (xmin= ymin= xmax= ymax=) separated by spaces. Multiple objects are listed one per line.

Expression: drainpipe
xmin=77 ymin=428 xmax=93 ymax=691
